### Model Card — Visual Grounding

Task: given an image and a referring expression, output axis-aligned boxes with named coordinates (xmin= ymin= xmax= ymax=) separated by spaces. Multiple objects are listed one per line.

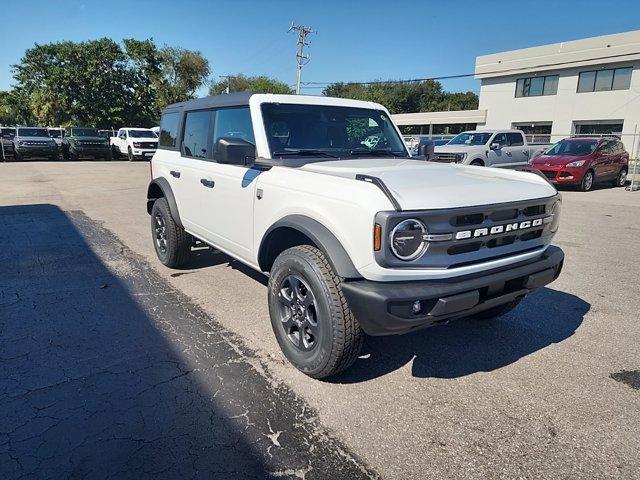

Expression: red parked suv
xmin=531 ymin=137 xmax=628 ymax=191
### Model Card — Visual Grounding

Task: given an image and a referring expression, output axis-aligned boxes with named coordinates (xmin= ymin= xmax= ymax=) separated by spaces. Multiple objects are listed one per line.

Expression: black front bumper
xmin=341 ymin=246 xmax=564 ymax=336
xmin=16 ymin=146 xmax=58 ymax=157
xmin=72 ymin=147 xmax=110 ymax=158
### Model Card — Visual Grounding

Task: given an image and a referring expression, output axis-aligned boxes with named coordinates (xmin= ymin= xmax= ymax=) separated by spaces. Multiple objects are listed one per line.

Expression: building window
xmin=577 ymin=67 xmax=633 ymax=92
xmin=515 ymin=75 xmax=559 ymax=97
xmin=512 ymin=122 xmax=552 ymax=144
xmin=573 ymin=121 xmax=623 ymax=135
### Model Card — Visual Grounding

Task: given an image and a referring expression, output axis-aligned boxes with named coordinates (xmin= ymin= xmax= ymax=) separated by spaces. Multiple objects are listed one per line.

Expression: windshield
xmin=48 ymin=130 xmax=63 ymax=138
xmin=18 ymin=128 xmax=49 ymax=137
xmin=545 ymin=140 xmax=598 ymax=156
xmin=448 ymin=132 xmax=493 ymax=145
xmin=1 ymin=128 xmax=15 ymax=139
xmin=129 ymin=129 xmax=157 ymax=138
xmin=261 ymin=104 xmax=408 ymax=159
xmin=72 ymin=128 xmax=99 ymax=137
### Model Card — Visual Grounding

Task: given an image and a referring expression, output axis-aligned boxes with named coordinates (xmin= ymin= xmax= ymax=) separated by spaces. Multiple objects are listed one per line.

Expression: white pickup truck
xmin=433 ymin=130 xmax=548 ymax=168
xmin=110 ymin=127 xmax=158 ymax=161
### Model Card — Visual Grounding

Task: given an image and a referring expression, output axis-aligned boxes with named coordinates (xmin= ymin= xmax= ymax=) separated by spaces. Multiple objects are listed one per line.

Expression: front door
xmin=487 ymin=133 xmax=510 ymax=166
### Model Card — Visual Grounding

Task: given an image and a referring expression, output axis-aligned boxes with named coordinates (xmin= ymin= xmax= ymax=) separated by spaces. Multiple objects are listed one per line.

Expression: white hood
xmin=299 ymin=158 xmax=556 ymax=210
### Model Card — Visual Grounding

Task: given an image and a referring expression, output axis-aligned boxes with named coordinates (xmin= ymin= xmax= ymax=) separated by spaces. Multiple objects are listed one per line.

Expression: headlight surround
xmin=549 ymin=199 xmax=561 ymax=233
xmin=133 ymin=142 xmax=141 ymax=148
xmin=454 ymin=153 xmax=466 ymax=163
xmin=390 ymin=219 xmax=429 ymax=261
xmin=566 ymin=160 xmax=585 ymax=168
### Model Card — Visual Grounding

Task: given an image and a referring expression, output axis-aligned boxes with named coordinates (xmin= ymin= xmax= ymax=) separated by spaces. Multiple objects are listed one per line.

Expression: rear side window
xmin=159 ymin=112 xmax=180 ymax=148
xmin=182 ymin=110 xmax=212 ymax=159
xmin=506 ymin=132 xmax=524 ymax=146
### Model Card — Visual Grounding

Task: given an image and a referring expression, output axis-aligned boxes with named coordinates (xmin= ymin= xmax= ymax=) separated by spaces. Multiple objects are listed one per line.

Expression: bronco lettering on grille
xmin=456 ymin=217 xmax=544 ymax=240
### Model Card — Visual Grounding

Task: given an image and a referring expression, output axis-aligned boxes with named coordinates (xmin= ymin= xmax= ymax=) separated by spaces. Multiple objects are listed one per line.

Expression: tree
xmin=156 ymin=47 xmax=210 ymax=110
xmin=209 ymin=74 xmax=293 ymax=95
xmin=6 ymin=39 xmax=211 ymax=128
xmin=323 ymin=80 xmax=478 ymax=114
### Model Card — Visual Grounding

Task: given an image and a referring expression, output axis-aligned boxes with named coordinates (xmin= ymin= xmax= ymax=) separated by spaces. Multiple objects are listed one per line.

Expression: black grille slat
xmin=451 ymin=213 xmax=485 ymax=227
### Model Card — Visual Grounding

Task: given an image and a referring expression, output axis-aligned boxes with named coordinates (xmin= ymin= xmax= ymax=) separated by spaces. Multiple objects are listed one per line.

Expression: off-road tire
xmin=14 ymin=151 xmax=23 ymax=162
xmin=580 ymin=169 xmax=594 ymax=191
xmin=471 ymin=297 xmax=522 ymax=320
xmin=150 ymin=197 xmax=191 ymax=268
xmin=268 ymin=245 xmax=364 ymax=379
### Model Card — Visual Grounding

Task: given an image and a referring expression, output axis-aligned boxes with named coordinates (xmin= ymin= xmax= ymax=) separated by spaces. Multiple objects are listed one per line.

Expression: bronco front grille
xmin=374 ymin=196 xmax=559 ymax=269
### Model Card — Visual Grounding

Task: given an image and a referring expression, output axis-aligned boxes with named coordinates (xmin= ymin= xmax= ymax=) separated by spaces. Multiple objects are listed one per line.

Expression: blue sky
xmin=1 ymin=0 xmax=639 ymax=95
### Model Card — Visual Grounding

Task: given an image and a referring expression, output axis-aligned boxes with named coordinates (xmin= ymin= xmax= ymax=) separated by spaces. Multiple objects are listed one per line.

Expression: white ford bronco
xmin=147 ymin=93 xmax=564 ymax=378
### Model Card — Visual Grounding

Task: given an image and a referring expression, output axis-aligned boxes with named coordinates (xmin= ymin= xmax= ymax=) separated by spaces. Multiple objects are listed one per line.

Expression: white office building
xmin=393 ymin=30 xmax=640 ymax=155
xmin=475 ymin=30 xmax=640 ymax=152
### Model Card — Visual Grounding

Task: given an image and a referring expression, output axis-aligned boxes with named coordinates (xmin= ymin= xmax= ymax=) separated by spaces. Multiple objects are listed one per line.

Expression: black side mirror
xmin=417 ymin=140 xmax=435 ymax=159
xmin=214 ymin=137 xmax=256 ymax=165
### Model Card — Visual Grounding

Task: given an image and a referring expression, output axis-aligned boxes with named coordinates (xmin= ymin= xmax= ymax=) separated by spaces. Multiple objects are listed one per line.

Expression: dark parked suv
xmin=62 ymin=127 xmax=111 ymax=160
xmin=13 ymin=127 xmax=59 ymax=161
xmin=1 ymin=127 xmax=16 ymax=161
xmin=531 ymin=137 xmax=628 ymax=191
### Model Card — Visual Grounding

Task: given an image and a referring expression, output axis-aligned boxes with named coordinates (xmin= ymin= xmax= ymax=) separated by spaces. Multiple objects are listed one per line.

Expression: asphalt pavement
xmin=1 ymin=161 xmax=638 ymax=479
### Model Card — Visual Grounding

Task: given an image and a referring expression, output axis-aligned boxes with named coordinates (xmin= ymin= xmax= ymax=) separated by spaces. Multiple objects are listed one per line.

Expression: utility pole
xmin=219 ymin=75 xmax=231 ymax=94
xmin=289 ymin=22 xmax=315 ymax=95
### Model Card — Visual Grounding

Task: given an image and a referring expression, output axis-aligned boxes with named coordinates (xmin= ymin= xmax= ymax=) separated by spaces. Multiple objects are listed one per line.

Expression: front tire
xmin=128 ymin=146 xmax=134 ymax=162
xmin=150 ymin=197 xmax=191 ymax=268
xmin=470 ymin=159 xmax=484 ymax=166
xmin=580 ymin=169 xmax=594 ymax=191
xmin=268 ymin=245 xmax=364 ymax=379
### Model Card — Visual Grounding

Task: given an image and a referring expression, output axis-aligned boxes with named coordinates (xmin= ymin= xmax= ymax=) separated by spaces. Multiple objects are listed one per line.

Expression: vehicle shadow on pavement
xmin=0 ymin=204 xmax=372 ymax=479
xmin=333 ymin=288 xmax=590 ymax=383
xmin=179 ymin=247 xmax=268 ymax=286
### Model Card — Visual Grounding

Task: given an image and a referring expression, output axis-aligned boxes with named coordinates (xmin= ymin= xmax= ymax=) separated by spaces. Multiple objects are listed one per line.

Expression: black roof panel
xmin=164 ymin=92 xmax=254 ymax=113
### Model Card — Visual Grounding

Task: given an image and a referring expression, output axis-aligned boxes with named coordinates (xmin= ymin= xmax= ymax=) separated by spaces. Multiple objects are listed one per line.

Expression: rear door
xmin=505 ymin=132 xmax=530 ymax=165
xmin=179 ymin=107 xmax=257 ymax=263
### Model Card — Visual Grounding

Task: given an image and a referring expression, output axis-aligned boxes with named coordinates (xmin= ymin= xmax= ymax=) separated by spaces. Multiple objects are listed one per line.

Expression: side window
xmin=159 ymin=112 xmax=181 ymax=149
xmin=493 ymin=133 xmax=507 ymax=146
xmin=506 ymin=132 xmax=525 ymax=146
xmin=212 ymin=108 xmax=255 ymax=160
xmin=617 ymin=141 xmax=625 ymax=153
xmin=117 ymin=129 xmax=123 ymax=137
xmin=182 ymin=110 xmax=212 ymax=159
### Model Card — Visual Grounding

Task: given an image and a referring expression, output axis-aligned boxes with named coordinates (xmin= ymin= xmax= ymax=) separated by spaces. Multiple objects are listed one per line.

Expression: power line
xmin=299 ymin=50 xmax=640 ymax=87
xmin=289 ymin=22 xmax=315 ymax=94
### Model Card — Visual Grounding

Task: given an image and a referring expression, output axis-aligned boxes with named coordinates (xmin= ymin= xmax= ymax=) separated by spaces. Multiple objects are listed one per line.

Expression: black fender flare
xmin=146 ymin=177 xmax=183 ymax=229
xmin=258 ymin=215 xmax=361 ymax=279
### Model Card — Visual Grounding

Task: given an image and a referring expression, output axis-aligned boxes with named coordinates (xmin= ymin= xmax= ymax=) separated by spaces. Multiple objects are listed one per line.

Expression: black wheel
xmin=613 ymin=167 xmax=627 ymax=187
xmin=128 ymin=146 xmax=134 ymax=161
xmin=580 ymin=169 xmax=594 ymax=191
xmin=14 ymin=151 xmax=23 ymax=162
xmin=470 ymin=159 xmax=484 ymax=166
xmin=268 ymin=245 xmax=364 ymax=379
xmin=471 ymin=298 xmax=522 ymax=320
xmin=111 ymin=146 xmax=119 ymax=160
xmin=150 ymin=197 xmax=192 ymax=268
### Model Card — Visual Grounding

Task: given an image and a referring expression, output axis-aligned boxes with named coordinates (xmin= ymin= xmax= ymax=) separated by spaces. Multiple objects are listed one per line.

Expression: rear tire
xmin=268 ymin=245 xmax=364 ymax=379
xmin=613 ymin=167 xmax=627 ymax=187
xmin=580 ymin=169 xmax=594 ymax=191
xmin=150 ymin=197 xmax=192 ymax=268
xmin=471 ymin=297 xmax=522 ymax=320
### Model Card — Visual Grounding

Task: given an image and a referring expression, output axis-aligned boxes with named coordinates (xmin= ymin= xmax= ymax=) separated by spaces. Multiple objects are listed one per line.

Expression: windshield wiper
xmin=272 ymin=149 xmax=340 ymax=159
xmin=349 ymin=149 xmax=407 ymax=158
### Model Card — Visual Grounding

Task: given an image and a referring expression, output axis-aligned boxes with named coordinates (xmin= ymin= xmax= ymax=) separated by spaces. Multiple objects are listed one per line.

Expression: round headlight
xmin=390 ymin=219 xmax=428 ymax=261
xmin=549 ymin=200 xmax=561 ymax=233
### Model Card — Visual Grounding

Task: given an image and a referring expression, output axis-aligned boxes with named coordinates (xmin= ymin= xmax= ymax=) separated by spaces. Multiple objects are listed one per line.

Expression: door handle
xmin=200 ymin=178 xmax=215 ymax=188
xmin=170 ymin=170 xmax=180 ymax=178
